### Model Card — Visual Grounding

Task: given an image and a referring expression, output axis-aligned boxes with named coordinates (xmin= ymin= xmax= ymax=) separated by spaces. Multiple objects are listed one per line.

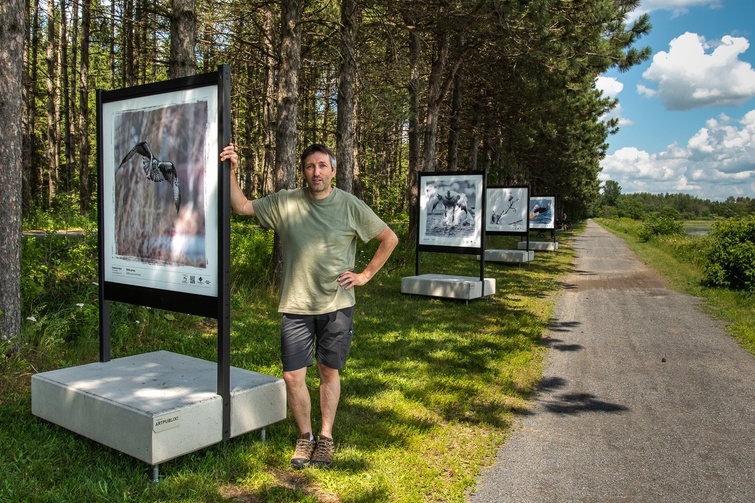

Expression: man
xmin=220 ymin=143 xmax=398 ymax=469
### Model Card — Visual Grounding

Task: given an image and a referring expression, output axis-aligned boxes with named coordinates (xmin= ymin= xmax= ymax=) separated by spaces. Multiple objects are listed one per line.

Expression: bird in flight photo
xmin=118 ymin=141 xmax=181 ymax=212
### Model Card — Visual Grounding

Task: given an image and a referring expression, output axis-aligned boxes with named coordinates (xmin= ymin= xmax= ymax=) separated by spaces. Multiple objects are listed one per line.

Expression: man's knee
xmin=283 ymin=367 xmax=307 ymax=388
xmin=317 ymin=363 xmax=339 ymax=382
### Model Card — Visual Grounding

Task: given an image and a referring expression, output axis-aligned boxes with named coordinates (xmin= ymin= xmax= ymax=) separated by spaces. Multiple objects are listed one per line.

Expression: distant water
xmin=684 ymin=225 xmax=711 ymax=236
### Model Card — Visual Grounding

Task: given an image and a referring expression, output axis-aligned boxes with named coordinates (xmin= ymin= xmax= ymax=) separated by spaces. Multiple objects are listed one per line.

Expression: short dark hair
xmin=300 ymin=144 xmax=337 ymax=171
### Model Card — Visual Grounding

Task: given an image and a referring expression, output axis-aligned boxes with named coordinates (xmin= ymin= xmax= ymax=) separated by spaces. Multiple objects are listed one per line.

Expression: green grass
xmin=2 ymin=223 xmax=580 ymax=502
xmin=595 ymin=218 xmax=755 ymax=355
xmin=8 ymin=217 xmax=751 ymax=501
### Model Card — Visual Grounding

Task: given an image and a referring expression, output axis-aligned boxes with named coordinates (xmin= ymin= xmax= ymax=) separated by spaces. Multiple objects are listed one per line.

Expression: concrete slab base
xmin=401 ymin=274 xmax=496 ymax=300
xmin=31 ymin=350 xmax=286 ymax=465
xmin=518 ymin=241 xmax=558 ymax=251
xmin=480 ymin=249 xmax=535 ymax=263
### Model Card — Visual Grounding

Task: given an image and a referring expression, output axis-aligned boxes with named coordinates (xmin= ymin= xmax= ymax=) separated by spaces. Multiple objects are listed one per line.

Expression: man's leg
xmin=317 ymin=363 xmax=340 ymax=439
xmin=282 ymin=367 xmax=312 ymax=436
xmin=310 ymin=307 xmax=353 ymax=467
xmin=310 ymin=363 xmax=339 ymax=467
xmin=281 ymin=314 xmax=317 ymax=468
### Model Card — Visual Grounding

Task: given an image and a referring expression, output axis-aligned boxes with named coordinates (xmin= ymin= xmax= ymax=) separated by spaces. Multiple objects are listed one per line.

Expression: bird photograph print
xmin=528 ymin=196 xmax=555 ymax=229
xmin=487 ymin=187 xmax=528 ymax=232
xmin=419 ymin=173 xmax=483 ymax=249
xmin=113 ymin=100 xmax=209 ymax=268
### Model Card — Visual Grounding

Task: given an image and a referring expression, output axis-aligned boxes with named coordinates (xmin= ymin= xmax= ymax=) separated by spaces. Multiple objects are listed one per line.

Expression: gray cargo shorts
xmin=280 ymin=307 xmax=354 ymax=371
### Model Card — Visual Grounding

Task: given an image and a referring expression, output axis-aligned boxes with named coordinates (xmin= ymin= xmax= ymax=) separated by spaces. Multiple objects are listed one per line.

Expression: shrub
xmin=21 ymin=226 xmax=99 ymax=318
xmin=230 ymin=220 xmax=274 ymax=289
xmin=657 ymin=233 xmax=711 ymax=268
xmin=638 ymin=216 xmax=684 ymax=242
xmin=703 ymin=217 xmax=755 ymax=293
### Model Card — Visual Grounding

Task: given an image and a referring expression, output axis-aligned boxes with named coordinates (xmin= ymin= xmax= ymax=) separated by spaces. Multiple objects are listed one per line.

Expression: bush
xmin=638 ymin=216 xmax=684 ymax=242
xmin=21 ymin=226 xmax=99 ymax=318
xmin=656 ymin=233 xmax=711 ymax=268
xmin=703 ymin=217 xmax=755 ymax=293
xmin=230 ymin=220 xmax=275 ymax=289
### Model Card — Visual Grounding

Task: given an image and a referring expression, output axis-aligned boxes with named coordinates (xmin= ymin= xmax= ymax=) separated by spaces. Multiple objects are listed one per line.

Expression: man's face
xmin=303 ymin=151 xmax=335 ymax=199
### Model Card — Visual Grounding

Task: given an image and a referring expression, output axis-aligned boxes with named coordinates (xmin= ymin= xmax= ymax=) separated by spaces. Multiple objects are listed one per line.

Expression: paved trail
xmin=471 ymin=220 xmax=755 ymax=503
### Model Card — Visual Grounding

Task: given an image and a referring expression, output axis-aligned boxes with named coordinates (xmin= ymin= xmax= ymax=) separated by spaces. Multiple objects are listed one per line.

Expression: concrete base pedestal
xmin=31 ymin=350 xmax=286 ymax=465
xmin=481 ymin=249 xmax=535 ymax=263
xmin=401 ymin=274 xmax=495 ymax=300
xmin=518 ymin=241 xmax=558 ymax=251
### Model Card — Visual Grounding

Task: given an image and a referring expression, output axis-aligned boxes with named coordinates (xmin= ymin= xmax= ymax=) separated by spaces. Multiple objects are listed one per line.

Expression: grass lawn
xmin=1 ymin=223 xmax=578 ymax=503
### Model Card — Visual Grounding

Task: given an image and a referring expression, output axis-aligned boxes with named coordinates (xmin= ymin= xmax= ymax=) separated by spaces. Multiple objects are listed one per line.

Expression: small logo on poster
xmin=153 ymin=413 xmax=181 ymax=432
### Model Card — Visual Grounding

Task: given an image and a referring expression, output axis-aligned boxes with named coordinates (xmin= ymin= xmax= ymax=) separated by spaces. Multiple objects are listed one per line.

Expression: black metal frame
xmin=96 ymin=65 xmax=233 ymax=440
xmin=414 ymin=171 xmax=488 ymax=280
xmin=527 ymin=194 xmax=557 ymax=243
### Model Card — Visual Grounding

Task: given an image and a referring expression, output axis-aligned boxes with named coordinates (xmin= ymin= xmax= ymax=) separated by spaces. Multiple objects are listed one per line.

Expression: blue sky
xmin=596 ymin=0 xmax=755 ymax=201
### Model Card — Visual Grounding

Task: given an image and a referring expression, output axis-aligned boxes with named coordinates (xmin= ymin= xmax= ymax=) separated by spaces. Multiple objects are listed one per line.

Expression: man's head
xmin=301 ymin=144 xmax=337 ymax=199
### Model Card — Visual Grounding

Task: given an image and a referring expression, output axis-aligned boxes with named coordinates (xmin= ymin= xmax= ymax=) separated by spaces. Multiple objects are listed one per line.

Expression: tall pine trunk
xmin=273 ymin=0 xmax=302 ymax=282
xmin=406 ymin=25 xmax=421 ymax=244
xmin=169 ymin=0 xmax=197 ymax=78
xmin=262 ymin=4 xmax=276 ymax=195
xmin=22 ymin=0 xmax=40 ymax=216
xmin=336 ymin=0 xmax=359 ymax=194
xmin=0 ymin=0 xmax=25 ymax=340
xmin=45 ymin=0 xmax=59 ymax=204
xmin=78 ymin=0 xmax=91 ymax=214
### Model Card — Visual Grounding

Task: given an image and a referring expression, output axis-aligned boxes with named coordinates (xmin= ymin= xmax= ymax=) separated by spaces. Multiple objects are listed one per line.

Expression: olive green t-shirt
xmin=252 ymin=187 xmax=387 ymax=315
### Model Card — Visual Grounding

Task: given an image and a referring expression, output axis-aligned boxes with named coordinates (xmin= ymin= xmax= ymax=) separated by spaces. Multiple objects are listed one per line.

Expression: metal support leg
xmin=152 ymin=464 xmax=160 ymax=483
xmin=261 ymin=427 xmax=267 ymax=442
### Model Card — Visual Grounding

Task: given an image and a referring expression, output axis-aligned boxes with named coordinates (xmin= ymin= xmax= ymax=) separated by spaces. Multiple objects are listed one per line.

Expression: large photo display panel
xmin=98 ymin=70 xmax=225 ymax=312
xmin=528 ymin=195 xmax=556 ymax=230
xmin=486 ymin=186 xmax=529 ymax=235
xmin=418 ymin=172 xmax=484 ymax=251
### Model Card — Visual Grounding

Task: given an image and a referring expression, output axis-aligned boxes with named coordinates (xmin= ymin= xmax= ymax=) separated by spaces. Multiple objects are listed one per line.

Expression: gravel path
xmin=470 ymin=219 xmax=755 ymax=503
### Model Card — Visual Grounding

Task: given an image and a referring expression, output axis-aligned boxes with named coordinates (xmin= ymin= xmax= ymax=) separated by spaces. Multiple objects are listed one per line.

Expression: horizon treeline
xmin=601 ymin=183 xmax=755 ymax=220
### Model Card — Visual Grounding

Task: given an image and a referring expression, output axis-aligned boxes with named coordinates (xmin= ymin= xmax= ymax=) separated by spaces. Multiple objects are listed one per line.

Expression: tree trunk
xmin=262 ymin=3 xmax=276 ymax=195
xmin=447 ymin=67 xmax=463 ymax=172
xmin=45 ymin=0 xmax=59 ymax=205
xmin=273 ymin=0 xmax=302 ymax=281
xmin=169 ymin=0 xmax=197 ymax=78
xmin=0 ymin=0 xmax=25 ymax=340
xmin=109 ymin=0 xmax=116 ymax=85
xmin=420 ymin=30 xmax=449 ymax=174
xmin=123 ymin=0 xmax=135 ymax=86
xmin=275 ymin=0 xmax=301 ymax=192
xmin=78 ymin=0 xmax=91 ymax=214
xmin=336 ymin=0 xmax=359 ymax=194
xmin=22 ymin=0 xmax=40 ymax=216
xmin=406 ymin=25 xmax=421 ymax=244
xmin=61 ymin=0 xmax=74 ymax=194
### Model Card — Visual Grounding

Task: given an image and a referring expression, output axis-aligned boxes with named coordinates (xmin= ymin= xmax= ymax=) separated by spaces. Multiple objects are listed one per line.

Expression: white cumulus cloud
xmin=628 ymin=0 xmax=723 ymax=21
xmin=601 ymin=110 xmax=755 ymax=199
xmin=640 ymin=32 xmax=755 ymax=110
xmin=596 ymin=76 xmax=634 ymax=126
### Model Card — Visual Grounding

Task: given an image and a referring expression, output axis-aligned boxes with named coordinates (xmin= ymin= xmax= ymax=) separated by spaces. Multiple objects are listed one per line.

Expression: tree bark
xmin=22 ymin=0 xmax=40 ymax=216
xmin=0 ymin=0 xmax=25 ymax=340
xmin=275 ymin=0 xmax=301 ymax=192
xmin=169 ymin=0 xmax=197 ymax=78
xmin=420 ymin=29 xmax=450 ymax=174
xmin=336 ymin=0 xmax=359 ymax=194
xmin=447 ymin=63 xmax=463 ymax=172
xmin=61 ymin=0 xmax=73 ymax=193
xmin=78 ymin=0 xmax=91 ymax=214
xmin=406 ymin=25 xmax=421 ymax=244
xmin=45 ymin=0 xmax=59 ymax=204
xmin=262 ymin=3 xmax=276 ymax=195
xmin=273 ymin=0 xmax=302 ymax=281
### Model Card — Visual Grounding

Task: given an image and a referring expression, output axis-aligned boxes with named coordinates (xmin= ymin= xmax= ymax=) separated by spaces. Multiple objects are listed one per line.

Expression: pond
xmin=683 ymin=223 xmax=712 ymax=236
